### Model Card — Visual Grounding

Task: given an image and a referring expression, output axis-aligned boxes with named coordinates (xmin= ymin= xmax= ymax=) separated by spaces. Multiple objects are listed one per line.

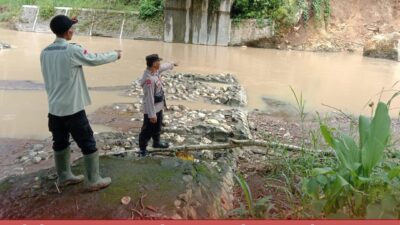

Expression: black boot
xmin=152 ymin=111 xmax=169 ymax=149
xmin=138 ymin=149 xmax=151 ymax=157
xmin=153 ymin=140 xmax=170 ymax=149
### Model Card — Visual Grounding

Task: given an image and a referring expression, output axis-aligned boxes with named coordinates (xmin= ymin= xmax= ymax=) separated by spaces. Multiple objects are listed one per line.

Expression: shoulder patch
xmin=44 ymin=45 xmax=67 ymax=51
xmin=145 ymin=79 xmax=152 ymax=86
xmin=70 ymin=43 xmax=83 ymax=48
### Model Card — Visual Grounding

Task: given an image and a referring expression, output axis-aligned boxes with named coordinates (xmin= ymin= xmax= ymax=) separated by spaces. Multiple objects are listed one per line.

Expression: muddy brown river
xmin=1 ymin=28 xmax=400 ymax=139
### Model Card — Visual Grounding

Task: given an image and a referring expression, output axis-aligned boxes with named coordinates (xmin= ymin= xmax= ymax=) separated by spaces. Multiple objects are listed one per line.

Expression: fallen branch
xmin=140 ymin=194 xmax=147 ymax=211
xmin=161 ymin=127 xmax=189 ymax=134
xmin=101 ymin=139 xmax=333 ymax=157
xmin=54 ymin=182 xmax=61 ymax=194
xmin=131 ymin=208 xmax=143 ymax=218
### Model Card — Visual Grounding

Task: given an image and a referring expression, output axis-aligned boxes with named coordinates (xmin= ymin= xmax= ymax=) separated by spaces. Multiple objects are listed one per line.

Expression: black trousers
xmin=48 ymin=110 xmax=97 ymax=155
xmin=139 ymin=110 xmax=163 ymax=151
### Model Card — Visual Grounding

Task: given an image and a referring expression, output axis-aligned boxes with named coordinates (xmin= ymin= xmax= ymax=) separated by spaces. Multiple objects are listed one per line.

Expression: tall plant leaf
xmin=337 ymin=134 xmax=361 ymax=171
xmin=320 ymin=124 xmax=335 ymax=147
xmin=324 ymin=175 xmax=351 ymax=213
xmin=234 ymin=174 xmax=253 ymax=216
xmin=320 ymin=124 xmax=360 ymax=172
xmin=387 ymin=90 xmax=400 ymax=106
xmin=361 ymin=102 xmax=391 ymax=176
xmin=359 ymin=115 xmax=371 ymax=149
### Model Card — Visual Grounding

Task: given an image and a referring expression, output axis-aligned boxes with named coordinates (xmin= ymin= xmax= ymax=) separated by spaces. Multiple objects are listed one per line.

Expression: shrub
xmin=139 ymin=0 xmax=163 ymax=20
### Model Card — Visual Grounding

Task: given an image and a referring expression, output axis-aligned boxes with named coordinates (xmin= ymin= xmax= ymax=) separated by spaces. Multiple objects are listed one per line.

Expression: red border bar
xmin=0 ymin=220 xmax=399 ymax=225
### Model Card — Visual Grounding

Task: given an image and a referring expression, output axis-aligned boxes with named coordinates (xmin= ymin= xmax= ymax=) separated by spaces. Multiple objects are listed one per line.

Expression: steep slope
xmin=253 ymin=0 xmax=400 ymax=51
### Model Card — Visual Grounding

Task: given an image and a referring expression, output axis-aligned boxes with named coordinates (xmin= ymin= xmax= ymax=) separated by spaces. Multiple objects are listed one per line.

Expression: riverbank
xmin=2 ymin=102 xmax=400 ymax=219
xmin=2 ymin=70 xmax=400 ymax=219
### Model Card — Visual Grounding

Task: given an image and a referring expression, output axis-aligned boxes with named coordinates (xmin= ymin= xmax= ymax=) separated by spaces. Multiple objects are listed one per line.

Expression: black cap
xmin=50 ymin=15 xmax=78 ymax=35
xmin=146 ymin=54 xmax=163 ymax=67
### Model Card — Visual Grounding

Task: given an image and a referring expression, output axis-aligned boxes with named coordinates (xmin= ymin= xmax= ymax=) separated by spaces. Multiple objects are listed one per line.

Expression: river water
xmin=1 ymin=28 xmax=400 ymax=139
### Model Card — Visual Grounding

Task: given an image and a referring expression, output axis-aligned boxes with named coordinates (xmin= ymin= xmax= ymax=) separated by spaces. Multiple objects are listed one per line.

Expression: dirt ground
xmin=255 ymin=0 xmax=400 ymax=52
xmin=3 ymin=104 xmax=400 ymax=219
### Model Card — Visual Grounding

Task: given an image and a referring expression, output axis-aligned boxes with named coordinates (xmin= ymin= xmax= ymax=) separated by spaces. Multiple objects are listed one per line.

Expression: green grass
xmin=0 ymin=0 xmax=141 ymax=23
xmin=0 ymin=0 xmax=141 ymax=11
xmin=0 ymin=0 xmax=164 ymax=25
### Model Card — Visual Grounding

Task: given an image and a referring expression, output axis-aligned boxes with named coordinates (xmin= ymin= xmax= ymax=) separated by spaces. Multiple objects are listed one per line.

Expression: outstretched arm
xmin=70 ymin=44 xmax=121 ymax=67
xmin=159 ymin=62 xmax=176 ymax=73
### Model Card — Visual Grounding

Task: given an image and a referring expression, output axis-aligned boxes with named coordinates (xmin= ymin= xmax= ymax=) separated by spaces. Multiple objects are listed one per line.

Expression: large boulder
xmin=363 ymin=33 xmax=400 ymax=61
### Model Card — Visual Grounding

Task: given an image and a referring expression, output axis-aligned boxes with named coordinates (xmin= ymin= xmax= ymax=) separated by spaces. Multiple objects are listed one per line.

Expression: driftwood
xmin=101 ymin=139 xmax=333 ymax=157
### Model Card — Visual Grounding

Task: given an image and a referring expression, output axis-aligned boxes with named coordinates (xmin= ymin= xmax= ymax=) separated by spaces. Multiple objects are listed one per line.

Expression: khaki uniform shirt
xmin=40 ymin=38 xmax=118 ymax=116
xmin=140 ymin=63 xmax=174 ymax=118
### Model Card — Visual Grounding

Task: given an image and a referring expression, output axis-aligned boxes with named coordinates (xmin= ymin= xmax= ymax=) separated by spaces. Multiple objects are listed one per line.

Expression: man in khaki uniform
xmin=40 ymin=15 xmax=122 ymax=191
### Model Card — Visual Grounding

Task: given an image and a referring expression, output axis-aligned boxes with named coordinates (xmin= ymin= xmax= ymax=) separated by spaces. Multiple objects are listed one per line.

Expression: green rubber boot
xmin=83 ymin=151 xmax=111 ymax=192
xmin=54 ymin=148 xmax=84 ymax=187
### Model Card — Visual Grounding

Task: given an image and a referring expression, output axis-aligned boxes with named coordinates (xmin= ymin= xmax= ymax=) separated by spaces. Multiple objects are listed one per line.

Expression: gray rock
xmin=192 ymin=125 xmax=208 ymax=135
xmin=111 ymin=146 xmax=125 ymax=152
xmin=283 ymin=132 xmax=291 ymax=139
xmin=221 ymin=124 xmax=232 ymax=132
xmin=200 ymin=137 xmax=212 ymax=145
xmin=198 ymin=112 xmax=206 ymax=118
xmin=201 ymin=150 xmax=214 ymax=160
xmin=38 ymin=152 xmax=49 ymax=160
xmin=32 ymin=144 xmax=44 ymax=151
xmin=174 ymin=112 xmax=183 ymax=118
xmin=215 ymin=114 xmax=225 ymax=120
xmin=20 ymin=156 xmax=29 ymax=163
xmin=175 ymin=135 xmax=185 ymax=143
xmin=219 ymin=96 xmax=229 ymax=104
xmin=206 ymin=119 xmax=219 ymax=125
xmin=28 ymin=151 xmax=38 ymax=157
xmin=170 ymin=105 xmax=180 ymax=111
xmin=33 ymin=156 xmax=42 ymax=164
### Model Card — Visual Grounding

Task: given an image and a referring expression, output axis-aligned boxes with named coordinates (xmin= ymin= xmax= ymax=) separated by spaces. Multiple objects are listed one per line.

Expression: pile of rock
xmin=126 ymin=72 xmax=247 ymax=107
xmin=94 ymin=103 xmax=252 ymax=154
xmin=17 ymin=144 xmax=51 ymax=165
xmin=96 ymin=132 xmax=136 ymax=152
xmin=162 ymin=105 xmax=252 ymax=144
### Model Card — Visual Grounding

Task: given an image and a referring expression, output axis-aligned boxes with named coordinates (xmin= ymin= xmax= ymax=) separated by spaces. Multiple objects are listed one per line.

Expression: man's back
xmin=41 ymin=14 xmax=121 ymax=192
xmin=41 ymin=38 xmax=119 ymax=117
xmin=40 ymin=38 xmax=91 ymax=117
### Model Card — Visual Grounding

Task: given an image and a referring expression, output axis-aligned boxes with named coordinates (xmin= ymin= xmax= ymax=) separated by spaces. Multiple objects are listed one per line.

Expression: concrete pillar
xmin=164 ymin=0 xmax=233 ymax=46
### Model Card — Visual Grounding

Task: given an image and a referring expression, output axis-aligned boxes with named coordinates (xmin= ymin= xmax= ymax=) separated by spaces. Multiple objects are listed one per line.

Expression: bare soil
xmin=256 ymin=0 xmax=400 ymax=52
